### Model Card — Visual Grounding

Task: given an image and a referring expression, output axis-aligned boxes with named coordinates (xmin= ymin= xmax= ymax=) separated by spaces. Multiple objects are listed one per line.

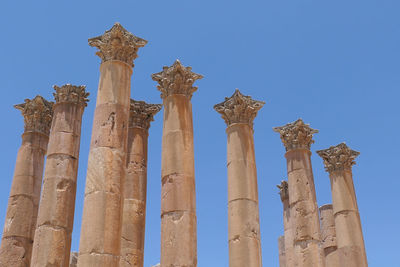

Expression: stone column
xmin=273 ymin=119 xmax=324 ymax=267
xmin=277 ymin=180 xmax=294 ymax=267
xmin=214 ymin=89 xmax=264 ymax=267
xmin=30 ymin=85 xmax=89 ymax=266
xmin=317 ymin=143 xmax=367 ymax=267
xmin=319 ymin=204 xmax=339 ymax=267
xmin=152 ymin=60 xmax=203 ymax=267
xmin=0 ymin=96 xmax=53 ymax=267
xmin=78 ymin=23 xmax=147 ymax=267
xmin=120 ymin=100 xmax=161 ymax=267
xmin=278 ymin=235 xmax=286 ymax=267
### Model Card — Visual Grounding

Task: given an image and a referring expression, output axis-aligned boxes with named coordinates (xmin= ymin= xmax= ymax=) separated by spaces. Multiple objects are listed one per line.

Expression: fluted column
xmin=31 ymin=85 xmax=89 ymax=266
xmin=319 ymin=204 xmax=339 ymax=267
xmin=214 ymin=89 xmax=264 ymax=267
xmin=278 ymin=180 xmax=294 ymax=267
xmin=78 ymin=23 xmax=147 ymax=267
xmin=317 ymin=143 xmax=367 ymax=267
xmin=273 ymin=119 xmax=324 ymax=267
xmin=120 ymin=100 xmax=161 ymax=267
xmin=0 ymin=96 xmax=53 ymax=267
xmin=278 ymin=236 xmax=286 ymax=267
xmin=152 ymin=60 xmax=203 ymax=267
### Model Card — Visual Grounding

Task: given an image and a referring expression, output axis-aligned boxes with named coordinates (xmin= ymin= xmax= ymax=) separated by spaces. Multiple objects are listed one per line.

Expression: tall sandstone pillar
xmin=78 ymin=23 xmax=147 ymax=267
xmin=319 ymin=204 xmax=339 ymax=267
xmin=278 ymin=236 xmax=286 ymax=267
xmin=0 ymin=96 xmax=53 ymax=267
xmin=273 ymin=119 xmax=324 ymax=267
xmin=214 ymin=89 xmax=264 ymax=267
xmin=31 ymin=85 xmax=89 ymax=266
xmin=317 ymin=143 xmax=367 ymax=267
xmin=152 ymin=60 xmax=203 ymax=267
xmin=277 ymin=180 xmax=294 ymax=267
xmin=120 ymin=100 xmax=161 ymax=267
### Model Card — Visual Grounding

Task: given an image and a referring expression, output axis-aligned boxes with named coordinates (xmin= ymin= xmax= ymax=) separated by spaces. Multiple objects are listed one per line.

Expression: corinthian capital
xmin=151 ymin=60 xmax=203 ymax=100
xmin=277 ymin=180 xmax=289 ymax=202
xmin=129 ymin=99 xmax=162 ymax=130
xmin=317 ymin=143 xmax=360 ymax=173
xmin=53 ymin=84 xmax=89 ymax=106
xmin=273 ymin=119 xmax=318 ymax=151
xmin=14 ymin=95 xmax=53 ymax=136
xmin=214 ymin=89 xmax=264 ymax=129
xmin=88 ymin=23 xmax=147 ymax=67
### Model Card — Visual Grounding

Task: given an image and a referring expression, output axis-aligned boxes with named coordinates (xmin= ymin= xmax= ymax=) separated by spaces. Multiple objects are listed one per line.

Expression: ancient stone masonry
xmin=277 ymin=180 xmax=294 ymax=267
xmin=278 ymin=235 xmax=286 ymax=267
xmin=120 ymin=100 xmax=161 ymax=267
xmin=152 ymin=59 xmax=202 ymax=267
xmin=78 ymin=23 xmax=147 ymax=267
xmin=319 ymin=204 xmax=339 ymax=267
xmin=30 ymin=85 xmax=89 ymax=267
xmin=0 ymin=96 xmax=53 ymax=267
xmin=214 ymin=89 xmax=264 ymax=267
xmin=317 ymin=143 xmax=368 ymax=267
xmin=273 ymin=119 xmax=325 ymax=267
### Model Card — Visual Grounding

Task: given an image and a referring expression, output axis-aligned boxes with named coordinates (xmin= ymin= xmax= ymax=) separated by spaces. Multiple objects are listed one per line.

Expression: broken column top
xmin=214 ymin=89 xmax=265 ymax=130
xmin=129 ymin=99 xmax=162 ymax=130
xmin=88 ymin=22 xmax=148 ymax=67
xmin=53 ymin=84 xmax=89 ymax=106
xmin=151 ymin=59 xmax=203 ymax=100
xmin=273 ymin=119 xmax=318 ymax=152
xmin=317 ymin=143 xmax=360 ymax=173
xmin=277 ymin=180 xmax=289 ymax=202
xmin=14 ymin=95 xmax=53 ymax=136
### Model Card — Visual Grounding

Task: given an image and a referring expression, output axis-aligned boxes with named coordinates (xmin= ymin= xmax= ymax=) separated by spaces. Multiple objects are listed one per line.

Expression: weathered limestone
xmin=278 ymin=235 xmax=286 ymax=267
xmin=277 ymin=180 xmax=294 ymax=267
xmin=319 ymin=204 xmax=339 ymax=267
xmin=0 ymin=96 xmax=53 ymax=267
xmin=120 ymin=100 xmax=161 ymax=267
xmin=30 ymin=85 xmax=89 ymax=266
xmin=317 ymin=143 xmax=367 ymax=267
xmin=78 ymin=23 xmax=147 ymax=267
xmin=214 ymin=89 xmax=264 ymax=267
xmin=152 ymin=60 xmax=202 ymax=267
xmin=273 ymin=119 xmax=324 ymax=267
xmin=70 ymin=252 xmax=78 ymax=267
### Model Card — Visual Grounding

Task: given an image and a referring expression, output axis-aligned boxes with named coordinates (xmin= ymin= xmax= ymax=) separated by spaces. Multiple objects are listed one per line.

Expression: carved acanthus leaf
xmin=53 ymin=84 xmax=89 ymax=106
xmin=214 ymin=89 xmax=264 ymax=129
xmin=273 ymin=119 xmax=318 ymax=151
xmin=317 ymin=143 xmax=360 ymax=173
xmin=277 ymin=180 xmax=289 ymax=202
xmin=88 ymin=23 xmax=147 ymax=67
xmin=129 ymin=99 xmax=162 ymax=130
xmin=14 ymin=95 xmax=53 ymax=136
xmin=151 ymin=60 xmax=203 ymax=100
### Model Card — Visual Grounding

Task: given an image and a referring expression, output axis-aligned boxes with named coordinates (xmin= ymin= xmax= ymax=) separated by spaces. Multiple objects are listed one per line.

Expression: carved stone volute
xmin=214 ymin=89 xmax=264 ymax=129
xmin=151 ymin=60 xmax=203 ymax=100
xmin=317 ymin=143 xmax=360 ymax=173
xmin=273 ymin=119 xmax=318 ymax=151
xmin=129 ymin=99 xmax=162 ymax=130
xmin=14 ymin=95 xmax=53 ymax=136
xmin=53 ymin=84 xmax=89 ymax=106
xmin=88 ymin=23 xmax=147 ymax=67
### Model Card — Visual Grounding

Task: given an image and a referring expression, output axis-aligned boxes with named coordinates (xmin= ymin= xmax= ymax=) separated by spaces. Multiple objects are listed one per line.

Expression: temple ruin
xmin=0 ymin=23 xmax=367 ymax=267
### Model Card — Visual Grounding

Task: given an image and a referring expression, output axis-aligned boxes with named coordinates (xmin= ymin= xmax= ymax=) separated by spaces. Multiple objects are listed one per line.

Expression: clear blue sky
xmin=0 ymin=1 xmax=399 ymax=266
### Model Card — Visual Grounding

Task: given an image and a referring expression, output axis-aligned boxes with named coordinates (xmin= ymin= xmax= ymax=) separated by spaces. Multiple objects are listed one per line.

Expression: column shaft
xmin=330 ymin=170 xmax=367 ymax=267
xmin=226 ymin=123 xmax=262 ymax=267
xmin=285 ymin=149 xmax=323 ymax=266
xmin=278 ymin=235 xmax=286 ymax=267
xmin=160 ymin=94 xmax=197 ymax=266
xmin=0 ymin=133 xmax=48 ymax=266
xmin=319 ymin=205 xmax=339 ymax=267
xmin=0 ymin=96 xmax=52 ymax=267
xmin=31 ymin=85 xmax=88 ymax=266
xmin=120 ymin=127 xmax=148 ymax=267
xmin=279 ymin=182 xmax=294 ymax=267
xmin=78 ymin=61 xmax=132 ymax=266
